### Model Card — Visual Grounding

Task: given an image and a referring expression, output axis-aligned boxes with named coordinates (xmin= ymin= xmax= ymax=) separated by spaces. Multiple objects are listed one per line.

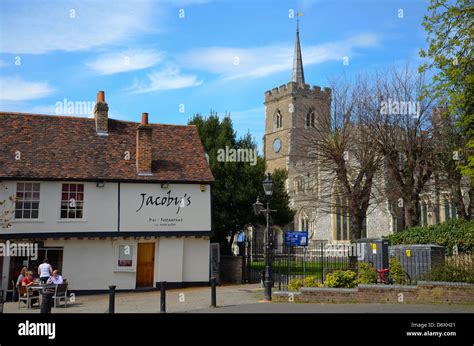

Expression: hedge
xmin=386 ymin=219 xmax=474 ymax=255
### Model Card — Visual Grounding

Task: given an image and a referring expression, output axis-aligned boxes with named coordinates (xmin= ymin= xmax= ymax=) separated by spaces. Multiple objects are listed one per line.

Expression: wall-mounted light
xmin=200 ymin=184 xmax=206 ymax=192
xmin=96 ymin=181 xmax=105 ymax=188
xmin=161 ymin=182 xmax=169 ymax=189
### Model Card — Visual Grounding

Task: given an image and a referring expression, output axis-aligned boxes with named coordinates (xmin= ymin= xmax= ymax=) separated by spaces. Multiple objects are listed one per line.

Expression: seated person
xmin=47 ymin=270 xmax=64 ymax=285
xmin=20 ymin=271 xmax=40 ymax=305
xmin=21 ymin=271 xmax=35 ymax=287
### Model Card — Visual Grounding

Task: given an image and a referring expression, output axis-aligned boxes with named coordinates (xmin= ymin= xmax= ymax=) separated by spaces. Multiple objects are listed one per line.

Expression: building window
xmin=420 ymin=201 xmax=428 ymax=226
xmin=114 ymin=244 xmax=136 ymax=272
xmin=15 ymin=182 xmax=40 ymax=219
xmin=306 ymin=109 xmax=315 ymax=128
xmin=444 ymin=200 xmax=457 ymax=221
xmin=274 ymin=110 xmax=283 ymax=129
xmin=334 ymin=196 xmax=366 ymax=240
xmin=300 ymin=214 xmax=309 ymax=232
xmin=61 ymin=183 xmax=84 ymax=219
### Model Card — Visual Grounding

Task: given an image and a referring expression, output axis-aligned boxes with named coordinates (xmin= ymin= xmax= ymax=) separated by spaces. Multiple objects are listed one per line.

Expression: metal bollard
xmin=210 ymin=277 xmax=217 ymax=308
xmin=160 ymin=281 xmax=166 ymax=313
xmin=40 ymin=291 xmax=53 ymax=314
xmin=0 ymin=291 xmax=4 ymax=313
xmin=108 ymin=285 xmax=116 ymax=314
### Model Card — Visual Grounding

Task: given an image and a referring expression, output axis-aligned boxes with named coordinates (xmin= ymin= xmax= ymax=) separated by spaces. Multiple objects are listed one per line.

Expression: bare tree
xmin=297 ymin=75 xmax=385 ymax=240
xmin=369 ymin=66 xmax=436 ymax=228
xmin=0 ymin=182 xmax=15 ymax=229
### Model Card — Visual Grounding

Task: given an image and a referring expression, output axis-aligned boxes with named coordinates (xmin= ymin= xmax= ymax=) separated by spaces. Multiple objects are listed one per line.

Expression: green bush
xmin=387 ymin=219 xmax=474 ymax=255
xmin=324 ymin=270 xmax=357 ymax=288
xmin=288 ymin=278 xmax=303 ymax=291
xmin=389 ymin=257 xmax=407 ymax=285
xmin=423 ymin=255 xmax=474 ymax=283
xmin=303 ymin=276 xmax=322 ymax=288
xmin=357 ymin=262 xmax=377 ymax=285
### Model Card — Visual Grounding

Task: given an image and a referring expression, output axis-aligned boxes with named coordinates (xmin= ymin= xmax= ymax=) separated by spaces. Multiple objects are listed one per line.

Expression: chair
xmin=18 ymin=286 xmax=38 ymax=309
xmin=52 ymin=283 xmax=68 ymax=308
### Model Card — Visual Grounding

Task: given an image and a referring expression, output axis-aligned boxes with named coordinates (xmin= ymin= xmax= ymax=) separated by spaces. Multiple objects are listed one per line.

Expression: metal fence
xmin=243 ymin=240 xmax=473 ymax=289
xmin=244 ymin=242 xmax=356 ymax=290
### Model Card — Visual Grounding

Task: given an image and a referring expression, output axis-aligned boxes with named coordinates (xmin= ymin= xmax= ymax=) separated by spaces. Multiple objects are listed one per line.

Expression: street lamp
xmin=253 ymin=172 xmax=274 ymax=301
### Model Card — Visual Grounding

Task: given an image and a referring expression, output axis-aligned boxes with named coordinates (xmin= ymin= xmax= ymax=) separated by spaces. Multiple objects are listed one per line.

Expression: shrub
xmin=389 ymin=257 xmax=407 ymax=285
xmin=387 ymin=219 xmax=474 ymax=255
xmin=324 ymin=270 xmax=357 ymax=288
xmin=288 ymin=278 xmax=303 ymax=291
xmin=303 ymin=276 xmax=322 ymax=288
xmin=357 ymin=262 xmax=377 ymax=285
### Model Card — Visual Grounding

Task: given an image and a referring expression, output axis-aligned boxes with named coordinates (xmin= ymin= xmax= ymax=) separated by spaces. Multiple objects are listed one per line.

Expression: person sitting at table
xmin=16 ymin=267 xmax=28 ymax=287
xmin=21 ymin=271 xmax=35 ymax=287
xmin=20 ymin=271 xmax=40 ymax=306
xmin=38 ymin=258 xmax=53 ymax=284
xmin=47 ymin=270 xmax=64 ymax=285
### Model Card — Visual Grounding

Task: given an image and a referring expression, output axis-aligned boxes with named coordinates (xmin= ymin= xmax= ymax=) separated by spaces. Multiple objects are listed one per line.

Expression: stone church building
xmin=260 ymin=26 xmax=462 ymax=245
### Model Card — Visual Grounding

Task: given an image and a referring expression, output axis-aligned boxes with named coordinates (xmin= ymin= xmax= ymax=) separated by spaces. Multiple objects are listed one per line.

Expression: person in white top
xmin=38 ymin=258 xmax=53 ymax=284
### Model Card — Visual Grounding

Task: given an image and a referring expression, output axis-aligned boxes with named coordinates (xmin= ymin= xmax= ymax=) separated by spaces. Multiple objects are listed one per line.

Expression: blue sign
xmin=284 ymin=231 xmax=308 ymax=246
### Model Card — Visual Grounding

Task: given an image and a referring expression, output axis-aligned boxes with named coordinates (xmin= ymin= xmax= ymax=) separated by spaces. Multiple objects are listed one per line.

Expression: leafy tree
xmin=268 ymin=169 xmax=295 ymax=227
xmin=189 ymin=112 xmax=293 ymax=254
xmin=419 ymin=0 xmax=474 ymax=179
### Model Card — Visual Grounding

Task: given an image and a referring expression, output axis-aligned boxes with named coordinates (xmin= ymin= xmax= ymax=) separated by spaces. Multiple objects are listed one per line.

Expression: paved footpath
xmin=3 ymin=284 xmax=262 ymax=313
xmin=4 ymin=284 xmax=473 ymax=313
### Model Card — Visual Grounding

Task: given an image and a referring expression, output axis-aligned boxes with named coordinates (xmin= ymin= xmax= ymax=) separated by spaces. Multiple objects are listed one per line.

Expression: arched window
xmin=274 ymin=109 xmax=282 ymax=129
xmin=306 ymin=108 xmax=316 ymax=128
xmin=443 ymin=198 xmax=457 ymax=221
xmin=300 ymin=212 xmax=309 ymax=232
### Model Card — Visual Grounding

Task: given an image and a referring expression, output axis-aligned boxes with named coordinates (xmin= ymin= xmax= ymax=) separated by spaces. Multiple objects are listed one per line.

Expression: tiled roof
xmin=0 ymin=112 xmax=214 ymax=183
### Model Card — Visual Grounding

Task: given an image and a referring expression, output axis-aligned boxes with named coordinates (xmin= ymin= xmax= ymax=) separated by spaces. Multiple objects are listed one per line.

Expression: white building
xmin=0 ymin=91 xmax=214 ymax=295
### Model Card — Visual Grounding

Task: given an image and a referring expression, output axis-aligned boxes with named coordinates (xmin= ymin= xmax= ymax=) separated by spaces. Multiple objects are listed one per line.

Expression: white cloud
xmin=179 ymin=34 xmax=380 ymax=80
xmin=0 ymin=0 xmax=156 ymax=54
xmin=86 ymin=49 xmax=163 ymax=75
xmin=0 ymin=77 xmax=55 ymax=101
xmin=127 ymin=66 xmax=202 ymax=94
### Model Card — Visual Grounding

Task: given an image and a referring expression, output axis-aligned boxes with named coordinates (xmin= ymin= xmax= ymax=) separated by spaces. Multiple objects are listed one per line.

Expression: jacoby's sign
xmin=120 ymin=184 xmax=211 ymax=232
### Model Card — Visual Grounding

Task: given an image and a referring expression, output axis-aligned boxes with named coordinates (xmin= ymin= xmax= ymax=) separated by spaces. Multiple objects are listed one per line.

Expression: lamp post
xmin=253 ymin=173 xmax=274 ymax=301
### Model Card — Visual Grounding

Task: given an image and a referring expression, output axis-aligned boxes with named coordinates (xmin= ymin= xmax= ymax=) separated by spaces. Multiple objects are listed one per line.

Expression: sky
xmin=0 ymin=0 xmax=432 ymax=152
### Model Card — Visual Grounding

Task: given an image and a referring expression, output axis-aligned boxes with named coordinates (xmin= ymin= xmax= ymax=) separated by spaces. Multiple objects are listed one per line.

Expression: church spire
xmin=291 ymin=14 xmax=305 ymax=85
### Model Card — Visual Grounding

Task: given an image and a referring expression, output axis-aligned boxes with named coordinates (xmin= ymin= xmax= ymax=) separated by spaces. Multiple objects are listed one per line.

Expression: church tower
xmin=263 ymin=22 xmax=331 ymax=173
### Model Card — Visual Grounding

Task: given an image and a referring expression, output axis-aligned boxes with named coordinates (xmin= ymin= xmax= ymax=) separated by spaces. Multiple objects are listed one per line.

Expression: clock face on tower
xmin=273 ymin=138 xmax=281 ymax=153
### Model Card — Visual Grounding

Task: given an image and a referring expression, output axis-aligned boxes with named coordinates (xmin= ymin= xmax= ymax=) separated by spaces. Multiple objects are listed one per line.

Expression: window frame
xmin=114 ymin=243 xmax=137 ymax=272
xmin=59 ymin=182 xmax=85 ymax=220
xmin=14 ymin=182 xmax=41 ymax=220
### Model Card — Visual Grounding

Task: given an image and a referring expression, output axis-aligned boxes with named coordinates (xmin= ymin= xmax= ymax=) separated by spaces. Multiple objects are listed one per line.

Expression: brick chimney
xmin=136 ymin=112 xmax=153 ymax=175
xmin=94 ymin=91 xmax=109 ymax=135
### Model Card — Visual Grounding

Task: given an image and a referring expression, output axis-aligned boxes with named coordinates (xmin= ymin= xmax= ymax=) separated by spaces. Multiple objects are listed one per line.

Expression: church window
xmin=274 ymin=110 xmax=283 ymax=129
xmin=334 ymin=195 xmax=366 ymax=240
xmin=306 ymin=108 xmax=316 ymax=128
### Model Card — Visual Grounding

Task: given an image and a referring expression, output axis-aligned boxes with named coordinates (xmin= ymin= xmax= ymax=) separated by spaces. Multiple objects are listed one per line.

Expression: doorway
xmin=136 ymin=243 xmax=155 ymax=288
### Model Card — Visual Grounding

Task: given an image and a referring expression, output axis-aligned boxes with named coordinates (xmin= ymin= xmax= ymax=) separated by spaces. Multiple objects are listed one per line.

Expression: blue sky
xmin=0 ymin=0 xmax=431 ymax=151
